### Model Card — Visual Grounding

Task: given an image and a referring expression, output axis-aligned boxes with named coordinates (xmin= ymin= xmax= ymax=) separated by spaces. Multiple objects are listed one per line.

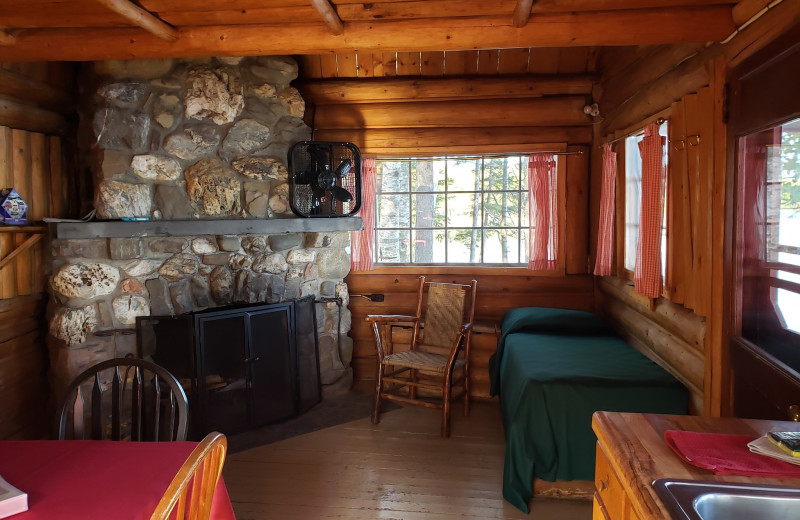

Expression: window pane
xmin=446 ymin=229 xmax=482 ymax=263
xmin=484 ymin=228 xmax=520 ymax=263
xmin=377 ymin=194 xmax=410 ymax=227
xmin=411 ymin=193 xmax=441 ymax=228
xmin=767 ymin=120 xmax=800 ymax=262
xmin=447 ymin=159 xmax=480 ymax=192
xmin=483 ymin=157 xmax=522 ymax=191
xmin=520 ymin=191 xmax=529 ymax=227
xmin=376 ymin=230 xmax=410 ymax=263
xmin=376 ymin=161 xmax=409 ymax=193
xmin=776 ymin=288 xmax=800 ymax=334
xmin=411 ymin=159 xmax=445 ymax=192
xmin=625 ymin=135 xmax=643 ymax=272
xmin=483 ymin=191 xmax=521 ymax=227
xmin=411 ymin=229 xmax=444 ymax=263
xmin=446 ymin=193 xmax=480 ymax=227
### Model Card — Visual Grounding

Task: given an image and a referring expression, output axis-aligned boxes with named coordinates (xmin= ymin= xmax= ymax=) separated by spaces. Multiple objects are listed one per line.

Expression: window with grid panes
xmin=373 ymin=155 xmax=541 ymax=265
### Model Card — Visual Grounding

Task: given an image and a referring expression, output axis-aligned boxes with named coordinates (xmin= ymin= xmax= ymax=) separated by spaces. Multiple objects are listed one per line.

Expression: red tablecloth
xmin=0 ymin=440 xmax=236 ymax=519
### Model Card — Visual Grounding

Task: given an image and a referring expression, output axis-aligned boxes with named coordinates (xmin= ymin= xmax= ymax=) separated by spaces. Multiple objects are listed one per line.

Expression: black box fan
xmin=288 ymin=141 xmax=362 ymax=218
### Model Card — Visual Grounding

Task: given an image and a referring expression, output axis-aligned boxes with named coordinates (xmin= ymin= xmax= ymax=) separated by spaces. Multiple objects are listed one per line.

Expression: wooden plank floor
xmin=223 ymin=402 xmax=593 ymax=519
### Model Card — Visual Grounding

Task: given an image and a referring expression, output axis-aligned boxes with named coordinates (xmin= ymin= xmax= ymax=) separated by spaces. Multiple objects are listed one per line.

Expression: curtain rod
xmin=373 ymin=151 xmax=584 ymax=161
xmin=600 ymin=117 xmax=667 ymax=148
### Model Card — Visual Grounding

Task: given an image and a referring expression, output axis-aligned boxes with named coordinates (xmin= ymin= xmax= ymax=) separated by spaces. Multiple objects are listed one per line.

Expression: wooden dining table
xmin=0 ymin=440 xmax=236 ymax=519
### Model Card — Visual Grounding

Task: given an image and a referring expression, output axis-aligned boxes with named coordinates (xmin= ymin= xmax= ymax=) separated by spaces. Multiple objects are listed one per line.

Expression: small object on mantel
xmin=0 ymin=188 xmax=28 ymax=226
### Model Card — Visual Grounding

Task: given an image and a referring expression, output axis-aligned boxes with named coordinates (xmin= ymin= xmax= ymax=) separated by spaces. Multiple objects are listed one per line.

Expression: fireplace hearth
xmin=137 ymin=297 xmax=320 ymax=439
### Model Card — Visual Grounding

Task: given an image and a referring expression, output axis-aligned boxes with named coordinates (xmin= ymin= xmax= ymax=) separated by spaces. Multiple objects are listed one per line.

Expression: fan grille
xmin=289 ymin=142 xmax=362 ymax=217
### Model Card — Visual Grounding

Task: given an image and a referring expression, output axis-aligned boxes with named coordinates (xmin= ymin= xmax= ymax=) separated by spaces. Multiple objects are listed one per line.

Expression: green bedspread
xmin=490 ymin=308 xmax=688 ymax=513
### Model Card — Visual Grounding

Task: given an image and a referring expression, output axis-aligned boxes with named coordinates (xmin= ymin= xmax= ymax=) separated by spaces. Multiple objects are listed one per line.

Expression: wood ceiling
xmin=0 ymin=0 xmax=753 ymax=64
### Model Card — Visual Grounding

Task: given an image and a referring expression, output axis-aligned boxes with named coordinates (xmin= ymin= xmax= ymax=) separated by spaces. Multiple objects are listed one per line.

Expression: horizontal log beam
xmin=0 ymin=68 xmax=75 ymax=114
xmin=314 ymin=96 xmax=591 ymax=129
xmin=0 ymin=94 xmax=69 ymax=135
xmin=0 ymin=31 xmax=15 ymax=46
xmin=315 ymin=126 xmax=593 ymax=154
xmin=298 ymin=74 xmax=594 ymax=104
xmin=0 ymin=9 xmax=735 ymax=61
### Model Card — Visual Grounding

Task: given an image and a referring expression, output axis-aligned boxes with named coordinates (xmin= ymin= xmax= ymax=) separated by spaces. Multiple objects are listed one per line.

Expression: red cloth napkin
xmin=665 ymin=430 xmax=800 ymax=478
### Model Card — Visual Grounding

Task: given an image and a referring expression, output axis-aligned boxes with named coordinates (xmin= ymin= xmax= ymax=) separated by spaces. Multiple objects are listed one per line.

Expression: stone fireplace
xmin=46 ymin=56 xmax=357 ymax=403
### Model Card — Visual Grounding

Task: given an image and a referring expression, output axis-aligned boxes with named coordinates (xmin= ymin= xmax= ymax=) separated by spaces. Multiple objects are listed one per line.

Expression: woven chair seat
xmin=383 ymin=349 xmax=466 ymax=374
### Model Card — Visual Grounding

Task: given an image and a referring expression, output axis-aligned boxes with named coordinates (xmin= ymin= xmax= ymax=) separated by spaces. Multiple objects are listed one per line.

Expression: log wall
xmin=591 ymin=0 xmax=800 ymax=416
xmin=0 ymin=61 xmax=77 ymax=439
xmin=346 ymin=269 xmax=595 ymax=399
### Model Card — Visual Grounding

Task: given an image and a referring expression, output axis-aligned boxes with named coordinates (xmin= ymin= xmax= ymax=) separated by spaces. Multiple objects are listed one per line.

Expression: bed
xmin=488 ymin=307 xmax=689 ymax=513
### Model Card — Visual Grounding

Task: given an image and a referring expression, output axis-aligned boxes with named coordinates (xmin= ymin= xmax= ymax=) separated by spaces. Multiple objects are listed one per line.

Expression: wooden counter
xmin=592 ymin=412 xmax=800 ymax=520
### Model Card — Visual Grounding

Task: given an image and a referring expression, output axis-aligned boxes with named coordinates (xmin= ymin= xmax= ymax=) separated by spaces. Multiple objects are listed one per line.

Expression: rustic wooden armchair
xmin=57 ymin=357 xmax=189 ymax=441
xmin=150 ymin=431 xmax=228 ymax=520
xmin=366 ymin=276 xmax=477 ymax=437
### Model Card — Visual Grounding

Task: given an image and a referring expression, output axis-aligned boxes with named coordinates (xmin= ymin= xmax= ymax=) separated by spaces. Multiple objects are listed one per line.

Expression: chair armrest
xmin=365 ymin=315 xmax=420 ymax=324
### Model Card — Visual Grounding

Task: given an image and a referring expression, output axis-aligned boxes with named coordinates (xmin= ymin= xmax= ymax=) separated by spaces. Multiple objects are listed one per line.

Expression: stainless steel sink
xmin=652 ymin=478 xmax=800 ymax=520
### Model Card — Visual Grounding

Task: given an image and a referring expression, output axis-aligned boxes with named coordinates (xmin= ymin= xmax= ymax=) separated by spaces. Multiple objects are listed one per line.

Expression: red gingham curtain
xmin=634 ymin=124 xmax=666 ymax=297
xmin=351 ymin=158 xmax=376 ymax=271
xmin=594 ymin=143 xmax=617 ymax=276
xmin=528 ymin=153 xmax=558 ymax=270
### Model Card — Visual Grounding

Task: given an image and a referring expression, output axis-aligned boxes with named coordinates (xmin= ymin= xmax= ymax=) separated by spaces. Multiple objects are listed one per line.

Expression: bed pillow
xmin=500 ymin=307 xmax=616 ymax=336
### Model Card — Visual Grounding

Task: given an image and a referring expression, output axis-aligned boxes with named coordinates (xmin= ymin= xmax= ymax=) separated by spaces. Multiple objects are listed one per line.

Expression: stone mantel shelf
xmin=49 ymin=217 xmax=363 ymax=239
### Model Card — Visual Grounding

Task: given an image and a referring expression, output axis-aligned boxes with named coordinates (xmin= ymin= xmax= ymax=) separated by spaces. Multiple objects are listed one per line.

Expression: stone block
xmin=145 ymin=278 xmax=173 ymax=315
xmin=131 ymin=154 xmax=182 ymax=181
xmin=252 ymin=56 xmax=298 ymax=86
xmin=49 ymin=304 xmax=98 ymax=346
xmin=52 ymin=263 xmax=120 ymax=299
xmin=98 ymin=82 xmax=149 ymax=108
xmin=185 ymin=66 xmax=244 ymax=125
xmin=158 ymin=253 xmax=198 ymax=282
xmin=52 ymin=239 xmax=109 ymax=259
xmin=109 ymin=238 xmax=142 ymax=260
xmin=244 ymin=181 xmax=270 ymax=218
xmin=228 ymin=253 xmax=252 ymax=271
xmin=282 ymin=279 xmax=302 ymax=301
xmin=94 ymin=149 xmax=129 ymax=179
xmin=164 ymin=125 xmax=221 ymax=161
xmin=112 ymin=294 xmax=150 ymax=325
xmin=320 ymin=280 xmax=336 ymax=297
xmin=184 ymin=158 xmax=241 ymax=216
xmin=317 ymin=249 xmax=351 ymax=279
xmin=251 ymin=253 xmax=286 ymax=274
xmin=120 ymin=278 xmax=146 ymax=295
xmin=169 ymin=280 xmax=195 ymax=315
xmin=268 ymin=233 xmax=301 ymax=252
xmin=201 ymin=252 xmax=231 ymax=265
xmin=146 ymin=237 xmax=188 ymax=254
xmin=93 ymin=109 xmax=151 ymax=152
xmin=303 ymin=232 xmax=349 ymax=249
xmin=303 ymin=263 xmax=319 ymax=280
xmin=241 ymin=235 xmax=269 ymax=254
xmin=217 ymin=235 xmax=241 ymax=252
xmin=113 ymin=333 xmax=137 ymax=359
xmin=95 ymin=180 xmax=152 ymax=219
xmin=232 ymin=156 xmax=287 ymax=181
xmin=155 ymin=184 xmax=194 ymax=219
xmin=287 ymin=249 xmax=316 ymax=264
xmin=121 ymin=259 xmax=163 ymax=277
xmin=221 ymin=118 xmax=271 ymax=159
xmin=191 ymin=276 xmax=211 ymax=308
xmin=191 ymin=237 xmax=218 ymax=254
xmin=209 ymin=267 xmax=233 ymax=305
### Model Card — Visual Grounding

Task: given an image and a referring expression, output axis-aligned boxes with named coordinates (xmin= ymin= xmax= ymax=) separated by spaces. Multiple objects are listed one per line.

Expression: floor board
xmin=223 ymin=401 xmax=593 ymax=519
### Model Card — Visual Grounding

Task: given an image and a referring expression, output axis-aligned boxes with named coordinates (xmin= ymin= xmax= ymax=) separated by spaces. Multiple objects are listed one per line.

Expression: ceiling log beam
xmin=297 ymin=74 xmax=595 ymax=104
xmin=95 ymin=0 xmax=178 ymax=41
xmin=309 ymin=0 xmax=344 ymax=35
xmin=512 ymin=0 xmax=535 ymax=28
xmin=0 ymin=8 xmax=735 ymax=62
xmin=0 ymin=30 xmax=15 ymax=46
